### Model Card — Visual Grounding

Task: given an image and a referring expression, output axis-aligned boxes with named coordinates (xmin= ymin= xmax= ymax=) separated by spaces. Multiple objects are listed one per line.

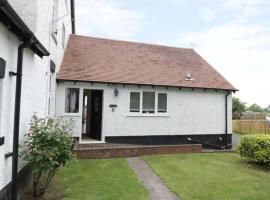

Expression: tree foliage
xmin=233 ymin=97 xmax=269 ymax=115
xmin=20 ymin=115 xmax=74 ymax=197
xmin=264 ymin=105 xmax=270 ymax=113
xmin=232 ymin=97 xmax=246 ymax=113
xmin=247 ymin=103 xmax=263 ymax=113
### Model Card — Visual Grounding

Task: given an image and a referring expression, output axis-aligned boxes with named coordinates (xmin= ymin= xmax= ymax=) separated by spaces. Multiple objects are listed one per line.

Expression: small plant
xmin=20 ymin=115 xmax=74 ymax=197
xmin=238 ymin=134 xmax=270 ymax=165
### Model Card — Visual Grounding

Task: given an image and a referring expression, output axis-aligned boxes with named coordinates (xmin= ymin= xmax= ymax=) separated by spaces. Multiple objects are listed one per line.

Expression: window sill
xmin=126 ymin=113 xmax=170 ymax=117
xmin=58 ymin=113 xmax=81 ymax=117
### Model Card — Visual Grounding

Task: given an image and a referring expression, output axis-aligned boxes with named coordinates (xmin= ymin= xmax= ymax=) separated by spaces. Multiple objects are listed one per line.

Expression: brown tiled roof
xmin=58 ymin=34 xmax=236 ymax=91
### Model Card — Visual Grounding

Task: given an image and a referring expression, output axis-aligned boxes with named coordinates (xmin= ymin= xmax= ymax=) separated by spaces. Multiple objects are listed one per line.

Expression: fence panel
xmin=233 ymin=120 xmax=270 ymax=134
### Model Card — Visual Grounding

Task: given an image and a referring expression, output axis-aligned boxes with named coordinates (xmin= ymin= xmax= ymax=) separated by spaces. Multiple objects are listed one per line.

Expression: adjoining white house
xmin=0 ymin=0 xmax=74 ymax=199
xmin=56 ymin=35 xmax=237 ymax=149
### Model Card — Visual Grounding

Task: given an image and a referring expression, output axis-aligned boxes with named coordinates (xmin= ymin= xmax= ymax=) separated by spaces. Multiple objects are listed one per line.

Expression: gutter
xmin=57 ymin=78 xmax=238 ymax=92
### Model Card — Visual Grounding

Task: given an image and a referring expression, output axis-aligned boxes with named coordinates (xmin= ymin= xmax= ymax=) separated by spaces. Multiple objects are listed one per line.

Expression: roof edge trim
xmin=56 ymin=78 xmax=238 ymax=92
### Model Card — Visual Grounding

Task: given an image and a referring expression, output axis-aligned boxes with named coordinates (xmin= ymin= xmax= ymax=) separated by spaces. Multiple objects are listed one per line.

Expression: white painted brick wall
xmin=0 ymin=22 xmax=50 ymax=192
xmin=0 ymin=24 xmax=20 ymax=189
xmin=0 ymin=0 xmax=72 ymax=191
xmin=56 ymin=82 xmax=233 ymax=141
xmin=8 ymin=0 xmax=38 ymax=33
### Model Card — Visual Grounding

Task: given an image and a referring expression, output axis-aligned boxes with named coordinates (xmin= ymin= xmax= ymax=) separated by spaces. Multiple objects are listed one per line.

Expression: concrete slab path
xmin=127 ymin=157 xmax=179 ymax=200
xmin=232 ymin=133 xmax=241 ymax=149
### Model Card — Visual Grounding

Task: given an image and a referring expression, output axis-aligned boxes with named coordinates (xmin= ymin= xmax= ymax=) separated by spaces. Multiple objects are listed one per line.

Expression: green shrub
xmin=238 ymin=134 xmax=270 ymax=165
xmin=20 ymin=115 xmax=74 ymax=197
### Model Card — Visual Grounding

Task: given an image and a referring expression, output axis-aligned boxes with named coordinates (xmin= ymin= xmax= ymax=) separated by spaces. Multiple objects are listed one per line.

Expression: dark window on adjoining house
xmin=142 ymin=92 xmax=155 ymax=113
xmin=130 ymin=92 xmax=140 ymax=112
xmin=62 ymin=23 xmax=66 ymax=48
xmin=158 ymin=93 xmax=167 ymax=113
xmin=65 ymin=88 xmax=79 ymax=113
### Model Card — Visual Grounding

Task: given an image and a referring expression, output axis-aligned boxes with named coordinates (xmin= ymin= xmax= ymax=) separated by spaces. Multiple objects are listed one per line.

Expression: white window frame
xmin=128 ymin=91 xmax=168 ymax=116
xmin=51 ymin=0 xmax=59 ymax=35
xmin=65 ymin=0 xmax=69 ymax=12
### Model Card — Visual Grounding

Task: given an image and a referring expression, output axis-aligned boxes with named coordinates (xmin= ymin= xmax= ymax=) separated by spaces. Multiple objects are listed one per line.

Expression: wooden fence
xmin=233 ymin=120 xmax=270 ymax=134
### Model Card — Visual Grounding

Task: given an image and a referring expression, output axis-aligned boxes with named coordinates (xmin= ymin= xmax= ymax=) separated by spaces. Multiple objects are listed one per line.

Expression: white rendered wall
xmin=0 ymin=0 xmax=72 ymax=190
xmin=0 ymin=23 xmax=18 ymax=190
xmin=48 ymin=0 xmax=73 ymax=116
xmin=8 ymin=0 xmax=38 ymax=32
xmin=56 ymin=82 xmax=232 ymax=141
xmin=0 ymin=23 xmax=49 ymax=190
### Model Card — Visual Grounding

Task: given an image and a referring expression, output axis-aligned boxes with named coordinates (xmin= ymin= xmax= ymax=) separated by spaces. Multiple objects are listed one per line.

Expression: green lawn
xmin=144 ymin=153 xmax=270 ymax=200
xmin=57 ymin=158 xmax=149 ymax=200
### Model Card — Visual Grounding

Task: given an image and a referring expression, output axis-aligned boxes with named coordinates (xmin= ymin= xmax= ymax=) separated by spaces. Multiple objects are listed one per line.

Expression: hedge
xmin=238 ymin=134 xmax=270 ymax=165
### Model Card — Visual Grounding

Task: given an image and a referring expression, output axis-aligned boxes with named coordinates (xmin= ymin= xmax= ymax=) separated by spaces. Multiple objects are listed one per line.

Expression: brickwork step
xmin=73 ymin=144 xmax=202 ymax=159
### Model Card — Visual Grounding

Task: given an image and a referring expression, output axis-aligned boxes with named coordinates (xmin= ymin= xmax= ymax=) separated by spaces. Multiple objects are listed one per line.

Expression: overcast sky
xmin=75 ymin=0 xmax=270 ymax=107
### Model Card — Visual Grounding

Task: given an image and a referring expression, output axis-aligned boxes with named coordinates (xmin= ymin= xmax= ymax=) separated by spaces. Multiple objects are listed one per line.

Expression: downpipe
xmin=224 ymin=91 xmax=231 ymax=149
xmin=11 ymin=40 xmax=32 ymax=200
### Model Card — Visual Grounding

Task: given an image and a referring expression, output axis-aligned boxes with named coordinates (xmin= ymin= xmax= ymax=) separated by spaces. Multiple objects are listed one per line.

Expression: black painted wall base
xmin=105 ymin=134 xmax=232 ymax=149
xmin=0 ymin=164 xmax=32 ymax=200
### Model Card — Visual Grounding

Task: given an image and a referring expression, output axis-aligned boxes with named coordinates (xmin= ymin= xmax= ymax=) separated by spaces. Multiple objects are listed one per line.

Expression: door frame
xmin=80 ymin=88 xmax=105 ymax=144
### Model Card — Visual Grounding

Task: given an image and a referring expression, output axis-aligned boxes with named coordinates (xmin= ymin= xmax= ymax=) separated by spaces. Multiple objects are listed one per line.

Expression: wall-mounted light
xmin=114 ymin=88 xmax=119 ymax=97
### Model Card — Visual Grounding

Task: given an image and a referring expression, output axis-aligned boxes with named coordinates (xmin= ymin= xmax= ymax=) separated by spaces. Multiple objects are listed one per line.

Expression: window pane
xmin=158 ymin=93 xmax=167 ymax=113
xmin=143 ymin=92 xmax=155 ymax=113
xmin=65 ymin=88 xmax=79 ymax=113
xmin=130 ymin=92 xmax=140 ymax=112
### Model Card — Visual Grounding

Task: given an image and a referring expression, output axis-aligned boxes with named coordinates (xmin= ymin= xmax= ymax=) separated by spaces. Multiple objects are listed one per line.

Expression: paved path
xmin=127 ymin=157 xmax=179 ymax=200
xmin=232 ymin=133 xmax=242 ymax=149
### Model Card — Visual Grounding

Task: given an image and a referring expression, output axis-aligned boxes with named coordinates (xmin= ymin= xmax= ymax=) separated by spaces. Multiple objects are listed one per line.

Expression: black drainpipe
xmin=11 ymin=40 xmax=32 ymax=200
xmin=225 ymin=91 xmax=230 ymax=148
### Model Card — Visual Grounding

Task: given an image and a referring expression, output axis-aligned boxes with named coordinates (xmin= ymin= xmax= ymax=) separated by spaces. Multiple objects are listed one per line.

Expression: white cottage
xmin=56 ymin=35 xmax=237 ymax=149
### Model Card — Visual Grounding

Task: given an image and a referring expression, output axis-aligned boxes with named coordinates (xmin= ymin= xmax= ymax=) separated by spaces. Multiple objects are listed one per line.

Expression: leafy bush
xmin=238 ymin=134 xmax=270 ymax=165
xmin=20 ymin=115 xmax=74 ymax=197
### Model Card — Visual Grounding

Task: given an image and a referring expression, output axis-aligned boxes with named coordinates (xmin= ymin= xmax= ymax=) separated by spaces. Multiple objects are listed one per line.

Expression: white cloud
xmin=220 ymin=0 xmax=266 ymax=22
xmin=177 ymin=0 xmax=270 ymax=107
xmin=176 ymin=25 xmax=270 ymax=107
xmin=200 ymin=0 xmax=266 ymax=23
xmin=221 ymin=0 xmax=265 ymax=11
xmin=76 ymin=0 xmax=145 ymax=38
xmin=201 ymin=8 xmax=216 ymax=22
xmin=160 ymin=0 xmax=187 ymax=3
